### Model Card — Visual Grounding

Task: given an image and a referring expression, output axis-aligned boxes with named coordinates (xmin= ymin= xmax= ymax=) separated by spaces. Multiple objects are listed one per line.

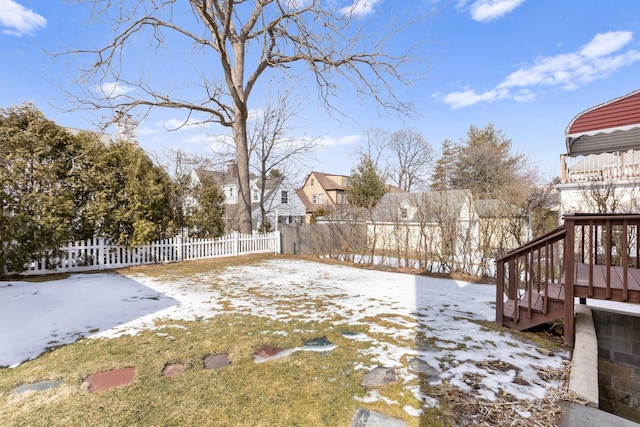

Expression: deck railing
xmin=561 ymin=150 xmax=640 ymax=183
xmin=495 ymin=226 xmax=566 ymax=326
xmin=564 ymin=213 xmax=640 ymax=297
xmin=497 ymin=213 xmax=640 ymax=346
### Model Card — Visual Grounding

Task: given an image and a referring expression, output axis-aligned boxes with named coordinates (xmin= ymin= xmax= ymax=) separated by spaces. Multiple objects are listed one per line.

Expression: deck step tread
xmin=518 ymin=291 xmax=544 ymax=312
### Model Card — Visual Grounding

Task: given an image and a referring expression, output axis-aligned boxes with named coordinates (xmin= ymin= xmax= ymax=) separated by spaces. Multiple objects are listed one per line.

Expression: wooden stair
xmin=496 ymin=214 xmax=640 ymax=347
xmin=502 ymin=283 xmax=565 ymax=331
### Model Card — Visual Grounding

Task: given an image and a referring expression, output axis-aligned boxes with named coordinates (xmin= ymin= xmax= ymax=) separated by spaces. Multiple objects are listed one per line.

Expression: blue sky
xmin=2 ymin=0 xmax=640 ymax=183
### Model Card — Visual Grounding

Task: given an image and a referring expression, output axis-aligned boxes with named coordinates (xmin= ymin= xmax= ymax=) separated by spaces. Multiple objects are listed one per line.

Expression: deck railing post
xmin=496 ymin=259 xmax=505 ymax=325
xmin=563 ymin=215 xmax=576 ymax=347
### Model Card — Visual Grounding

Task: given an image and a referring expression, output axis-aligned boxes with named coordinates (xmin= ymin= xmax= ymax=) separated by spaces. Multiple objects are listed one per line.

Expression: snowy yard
xmin=1 ymin=258 xmax=571 ymax=421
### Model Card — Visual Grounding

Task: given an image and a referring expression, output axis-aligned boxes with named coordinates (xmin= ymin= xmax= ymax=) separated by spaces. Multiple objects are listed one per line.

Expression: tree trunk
xmin=233 ymin=119 xmax=252 ymax=234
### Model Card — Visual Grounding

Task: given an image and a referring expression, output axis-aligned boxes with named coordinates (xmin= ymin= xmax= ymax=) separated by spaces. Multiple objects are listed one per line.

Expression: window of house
xmin=345 ymin=177 xmax=350 ymax=186
xmin=400 ymin=207 xmax=408 ymax=219
xmin=281 ymin=190 xmax=288 ymax=204
xmin=252 ymin=189 xmax=259 ymax=202
xmin=339 ymin=194 xmax=346 ymax=204
xmin=318 ymin=194 xmax=324 ymax=204
xmin=227 ymin=187 xmax=233 ymax=198
xmin=312 ymin=194 xmax=317 ymax=204
xmin=310 ymin=178 xmax=314 ymax=186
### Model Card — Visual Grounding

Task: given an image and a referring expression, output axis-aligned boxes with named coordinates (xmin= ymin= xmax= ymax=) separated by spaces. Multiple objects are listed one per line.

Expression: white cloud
xmin=441 ymin=31 xmax=640 ymax=109
xmin=0 ymin=0 xmax=46 ymax=36
xmin=318 ymin=134 xmax=362 ymax=147
xmin=580 ymin=31 xmax=633 ymax=58
xmin=442 ymin=88 xmax=509 ymax=110
xmin=468 ymin=0 xmax=525 ymax=22
xmin=97 ymin=81 xmax=135 ymax=98
xmin=340 ymin=0 xmax=382 ymax=18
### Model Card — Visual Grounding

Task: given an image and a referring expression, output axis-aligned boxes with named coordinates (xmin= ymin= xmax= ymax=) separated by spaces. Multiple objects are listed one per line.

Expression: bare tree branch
xmin=61 ymin=0 xmax=425 ymax=233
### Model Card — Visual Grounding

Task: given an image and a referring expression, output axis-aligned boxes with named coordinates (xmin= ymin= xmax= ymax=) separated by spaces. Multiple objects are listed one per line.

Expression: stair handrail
xmin=496 ymin=225 xmax=566 ymax=328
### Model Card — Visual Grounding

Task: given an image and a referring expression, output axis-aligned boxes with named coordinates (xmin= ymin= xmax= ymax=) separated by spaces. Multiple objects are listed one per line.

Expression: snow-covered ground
xmin=0 ymin=258 xmax=598 ymax=412
xmin=0 ymin=273 xmax=177 ymax=367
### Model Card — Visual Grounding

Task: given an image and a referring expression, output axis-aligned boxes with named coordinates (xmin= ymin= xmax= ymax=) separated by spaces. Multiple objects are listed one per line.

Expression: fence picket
xmin=12 ymin=231 xmax=280 ymax=276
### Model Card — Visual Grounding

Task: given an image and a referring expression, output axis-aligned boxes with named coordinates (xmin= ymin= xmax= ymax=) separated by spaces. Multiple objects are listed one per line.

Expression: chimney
xmin=114 ymin=112 xmax=138 ymax=144
xmin=227 ymin=160 xmax=238 ymax=177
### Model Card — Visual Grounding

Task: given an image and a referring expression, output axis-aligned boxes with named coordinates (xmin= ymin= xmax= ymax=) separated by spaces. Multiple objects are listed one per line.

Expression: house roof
xmin=296 ymin=189 xmax=312 ymax=212
xmin=194 ymin=168 xmax=234 ymax=186
xmin=475 ymin=199 xmax=525 ymax=218
xmin=371 ymin=190 xmax=473 ymax=223
xmin=565 ymin=89 xmax=640 ymax=157
xmin=309 ymin=171 xmax=348 ymax=191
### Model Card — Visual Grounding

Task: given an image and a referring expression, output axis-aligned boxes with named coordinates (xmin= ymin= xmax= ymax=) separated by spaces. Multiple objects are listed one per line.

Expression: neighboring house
xmin=557 ymin=89 xmax=640 ymax=216
xmin=190 ymin=162 xmax=305 ymax=231
xmin=369 ymin=190 xmax=476 ymax=257
xmin=298 ymin=171 xmax=350 ymax=222
xmin=65 ymin=128 xmax=113 ymax=145
xmin=66 ymin=112 xmax=139 ymax=146
xmin=368 ymin=190 xmax=527 ymax=273
xmin=250 ymin=176 xmax=306 ymax=230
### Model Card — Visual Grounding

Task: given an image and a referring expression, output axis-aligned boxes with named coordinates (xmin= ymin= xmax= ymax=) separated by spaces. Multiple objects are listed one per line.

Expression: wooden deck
xmin=574 ymin=263 xmax=640 ymax=303
xmin=496 ymin=213 xmax=640 ymax=346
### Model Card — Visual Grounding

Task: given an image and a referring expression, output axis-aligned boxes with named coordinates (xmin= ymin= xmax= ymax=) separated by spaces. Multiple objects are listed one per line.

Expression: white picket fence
xmin=20 ymin=231 xmax=281 ymax=276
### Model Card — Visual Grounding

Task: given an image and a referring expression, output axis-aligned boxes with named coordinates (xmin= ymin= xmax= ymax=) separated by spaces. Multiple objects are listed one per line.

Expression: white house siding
xmin=251 ymin=179 xmax=306 ymax=229
xmin=557 ymin=179 xmax=640 ymax=217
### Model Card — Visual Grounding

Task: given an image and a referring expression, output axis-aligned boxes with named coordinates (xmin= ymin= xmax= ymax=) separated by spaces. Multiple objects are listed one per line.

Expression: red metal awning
xmin=565 ymin=89 xmax=640 ymax=157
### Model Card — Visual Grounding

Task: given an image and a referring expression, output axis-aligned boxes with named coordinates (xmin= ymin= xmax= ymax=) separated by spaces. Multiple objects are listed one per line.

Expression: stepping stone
xmin=408 ymin=358 xmax=441 ymax=384
xmin=352 ymin=408 xmax=408 ymax=427
xmin=162 ymin=363 xmax=185 ymax=377
xmin=302 ymin=337 xmax=337 ymax=352
xmin=253 ymin=346 xmax=296 ymax=363
xmin=361 ymin=367 xmax=397 ymax=386
xmin=85 ymin=367 xmax=136 ymax=393
xmin=341 ymin=331 xmax=369 ymax=340
xmin=204 ymin=353 xmax=231 ymax=370
xmin=13 ymin=379 xmax=63 ymax=394
xmin=255 ymin=346 xmax=285 ymax=358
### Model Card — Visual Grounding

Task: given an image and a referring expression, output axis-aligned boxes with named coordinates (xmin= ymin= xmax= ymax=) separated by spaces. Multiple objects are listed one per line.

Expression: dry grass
xmin=0 ymin=314 xmax=381 ymax=426
xmin=0 ymin=254 xmax=571 ymax=426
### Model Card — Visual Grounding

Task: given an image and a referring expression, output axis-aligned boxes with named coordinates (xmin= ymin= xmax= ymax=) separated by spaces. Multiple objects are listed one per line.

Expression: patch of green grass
xmin=0 ymin=314 xmax=416 ymax=426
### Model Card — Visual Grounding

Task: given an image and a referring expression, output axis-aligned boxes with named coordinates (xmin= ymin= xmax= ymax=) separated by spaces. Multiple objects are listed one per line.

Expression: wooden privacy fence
xmin=20 ymin=231 xmax=281 ymax=275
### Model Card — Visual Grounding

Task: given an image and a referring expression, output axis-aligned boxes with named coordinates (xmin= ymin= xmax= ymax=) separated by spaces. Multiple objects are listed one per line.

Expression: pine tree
xmin=429 ymin=139 xmax=457 ymax=191
xmin=0 ymin=104 xmax=87 ymax=272
xmin=450 ymin=124 xmax=529 ymax=201
xmin=186 ymin=174 xmax=226 ymax=238
xmin=77 ymin=141 xmax=175 ymax=245
xmin=347 ymin=154 xmax=387 ymax=209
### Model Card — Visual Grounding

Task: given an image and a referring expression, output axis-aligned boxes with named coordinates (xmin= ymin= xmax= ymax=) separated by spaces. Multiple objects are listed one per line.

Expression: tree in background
xmin=185 ymin=173 xmax=226 ymax=238
xmin=451 ymin=124 xmax=535 ymax=205
xmin=429 ymin=138 xmax=456 ymax=191
xmin=247 ymin=92 xmax=316 ymax=230
xmin=387 ymin=129 xmax=433 ymax=191
xmin=347 ymin=154 xmax=387 ymax=210
xmin=67 ymin=1 xmax=420 ymax=234
xmin=0 ymin=104 xmax=195 ymax=273
xmin=0 ymin=104 xmax=83 ymax=272
xmin=532 ymin=182 xmax=560 ymax=236
xmin=77 ymin=141 xmax=175 ymax=245
xmin=155 ymin=149 xmax=209 ymax=232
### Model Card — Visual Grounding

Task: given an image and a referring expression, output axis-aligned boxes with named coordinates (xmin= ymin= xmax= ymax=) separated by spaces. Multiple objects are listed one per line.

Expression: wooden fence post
xmin=233 ymin=232 xmax=240 ymax=256
xmin=99 ymin=238 xmax=106 ymax=270
xmin=176 ymin=234 xmax=183 ymax=262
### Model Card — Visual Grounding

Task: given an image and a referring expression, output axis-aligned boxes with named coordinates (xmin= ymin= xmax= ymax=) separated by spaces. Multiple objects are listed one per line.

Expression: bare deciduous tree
xmin=64 ymin=0 xmax=420 ymax=233
xmin=153 ymin=148 xmax=214 ymax=231
xmin=387 ymin=129 xmax=433 ymax=191
xmin=247 ymin=91 xmax=316 ymax=230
